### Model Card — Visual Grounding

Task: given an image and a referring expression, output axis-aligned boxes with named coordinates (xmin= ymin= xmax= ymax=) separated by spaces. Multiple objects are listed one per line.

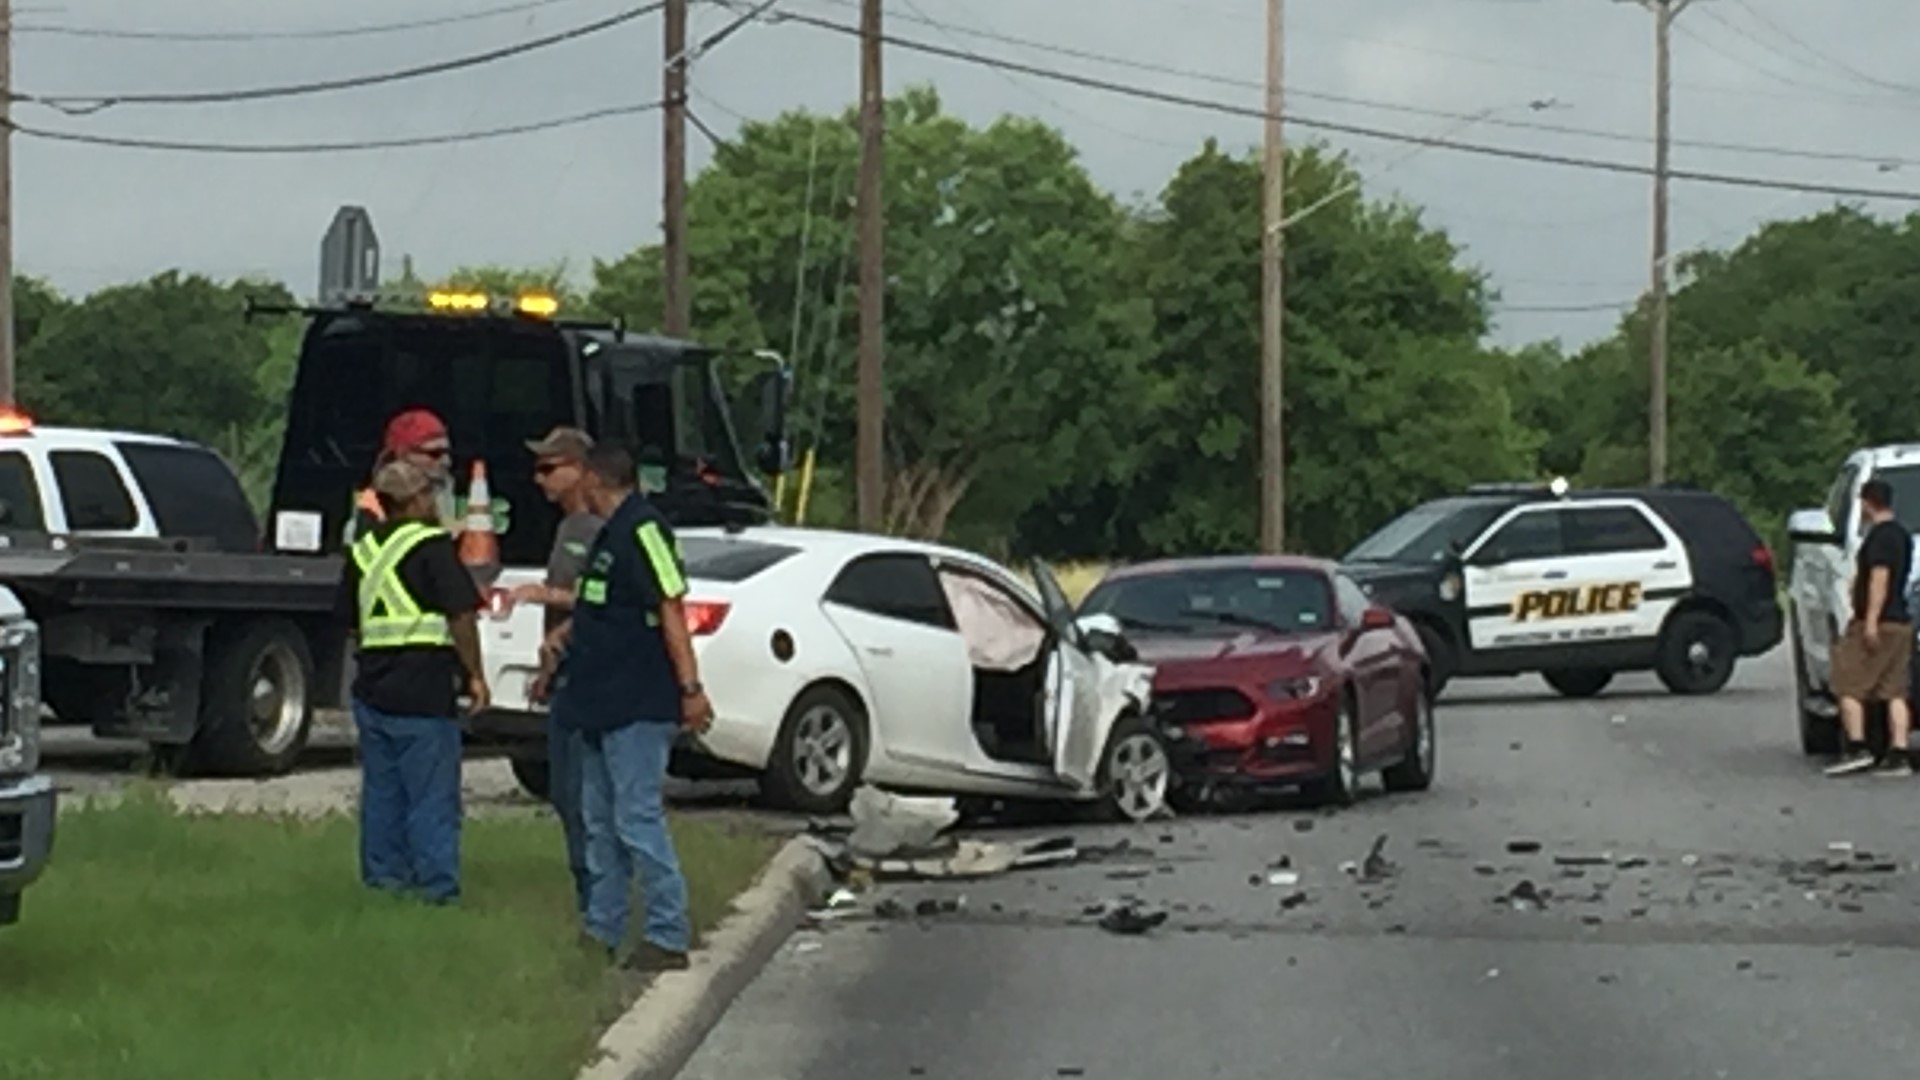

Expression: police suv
xmin=1343 ymin=480 xmax=1783 ymax=698
xmin=1785 ymin=444 xmax=1920 ymax=756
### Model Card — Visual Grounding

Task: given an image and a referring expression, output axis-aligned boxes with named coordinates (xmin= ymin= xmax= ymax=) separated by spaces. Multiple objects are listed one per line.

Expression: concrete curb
xmin=578 ymin=837 xmax=832 ymax=1080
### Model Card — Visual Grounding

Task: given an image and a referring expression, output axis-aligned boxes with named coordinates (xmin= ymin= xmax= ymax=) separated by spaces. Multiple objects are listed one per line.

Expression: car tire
xmin=1382 ymin=687 xmax=1436 ymax=793
xmin=1542 ymin=668 xmax=1614 ymax=699
xmin=1414 ymin=623 xmax=1454 ymax=698
xmin=1094 ymin=712 xmax=1173 ymax=823
xmin=1655 ymin=609 xmax=1738 ymax=696
xmin=510 ymin=756 xmax=552 ymax=802
xmin=1306 ymin=693 xmax=1361 ymax=808
xmin=1791 ymin=616 xmax=1840 ymax=757
xmin=182 ymin=618 xmax=315 ymax=777
xmin=760 ymin=683 xmax=869 ymax=815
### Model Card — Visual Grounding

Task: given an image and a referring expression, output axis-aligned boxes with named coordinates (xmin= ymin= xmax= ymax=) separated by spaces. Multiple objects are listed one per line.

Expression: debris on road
xmin=1505 ymin=880 xmax=1548 ymax=910
xmin=1506 ymin=839 xmax=1543 ymax=855
xmin=1361 ymin=835 xmax=1394 ymax=882
xmin=1096 ymin=903 xmax=1168 ymax=936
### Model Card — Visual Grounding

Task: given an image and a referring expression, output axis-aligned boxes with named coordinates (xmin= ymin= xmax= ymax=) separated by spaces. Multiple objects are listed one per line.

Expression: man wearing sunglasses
xmin=348 ymin=409 xmax=462 ymax=543
xmin=511 ymin=426 xmax=604 ymax=916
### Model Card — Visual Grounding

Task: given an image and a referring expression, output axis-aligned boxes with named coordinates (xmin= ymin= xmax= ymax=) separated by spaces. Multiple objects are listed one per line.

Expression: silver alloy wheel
xmin=792 ymin=704 xmax=854 ymax=798
xmin=248 ymin=641 xmax=308 ymax=757
xmin=1416 ymin=693 xmax=1435 ymax=774
xmin=1336 ymin=704 xmax=1358 ymax=793
xmin=1108 ymin=732 xmax=1170 ymax=822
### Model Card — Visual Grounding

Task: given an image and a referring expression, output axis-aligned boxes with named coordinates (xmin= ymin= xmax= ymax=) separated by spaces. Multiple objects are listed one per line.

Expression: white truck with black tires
xmin=0 ymin=583 xmax=53 ymax=927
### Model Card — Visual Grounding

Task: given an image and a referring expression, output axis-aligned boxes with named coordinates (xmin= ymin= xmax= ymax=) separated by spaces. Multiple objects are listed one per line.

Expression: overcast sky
xmin=16 ymin=0 xmax=1920 ymax=349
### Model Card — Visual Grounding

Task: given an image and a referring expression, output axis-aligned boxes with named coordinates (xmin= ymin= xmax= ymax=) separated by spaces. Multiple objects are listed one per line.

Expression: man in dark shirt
xmin=509 ymin=426 xmax=604 ymax=916
xmin=555 ymin=444 xmax=713 ymax=970
xmin=335 ymin=460 xmax=491 ymax=902
xmin=1827 ymin=478 xmax=1914 ymax=778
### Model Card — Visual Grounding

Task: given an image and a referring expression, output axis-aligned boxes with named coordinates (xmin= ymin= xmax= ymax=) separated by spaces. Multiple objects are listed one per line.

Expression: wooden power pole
xmin=662 ymin=0 xmax=691 ymax=337
xmin=0 ymin=0 xmax=15 ymax=407
xmin=855 ymin=0 xmax=885 ymax=532
xmin=1258 ymin=0 xmax=1286 ymax=552
xmin=1639 ymin=0 xmax=1690 ymax=485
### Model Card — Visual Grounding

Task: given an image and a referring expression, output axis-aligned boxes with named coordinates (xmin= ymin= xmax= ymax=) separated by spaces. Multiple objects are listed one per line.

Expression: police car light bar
xmin=1466 ymin=476 xmax=1571 ymax=498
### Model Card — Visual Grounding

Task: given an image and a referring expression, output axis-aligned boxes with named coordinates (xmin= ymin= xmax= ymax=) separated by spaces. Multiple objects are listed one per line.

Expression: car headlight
xmin=1266 ymin=676 xmax=1322 ymax=700
xmin=1438 ymin=573 xmax=1462 ymax=602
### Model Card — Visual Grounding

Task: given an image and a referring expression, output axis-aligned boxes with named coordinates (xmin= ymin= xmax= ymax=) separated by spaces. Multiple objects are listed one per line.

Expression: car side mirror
xmin=1787 ymin=508 xmax=1840 ymax=546
xmin=1075 ymin=612 xmax=1137 ymax=662
xmin=1360 ymin=606 xmax=1396 ymax=632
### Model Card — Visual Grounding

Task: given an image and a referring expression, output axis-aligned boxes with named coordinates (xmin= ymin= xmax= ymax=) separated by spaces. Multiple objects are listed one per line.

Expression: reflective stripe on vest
xmin=350 ymin=522 xmax=453 ymax=649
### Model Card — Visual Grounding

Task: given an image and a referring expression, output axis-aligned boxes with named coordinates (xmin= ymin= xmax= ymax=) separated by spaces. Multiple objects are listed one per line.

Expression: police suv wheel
xmin=510 ymin=756 xmax=553 ymax=802
xmin=1542 ymin=668 xmax=1614 ymax=699
xmin=1655 ymin=610 xmax=1737 ymax=696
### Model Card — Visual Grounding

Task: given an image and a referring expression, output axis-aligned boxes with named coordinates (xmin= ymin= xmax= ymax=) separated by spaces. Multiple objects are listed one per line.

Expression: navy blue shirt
xmin=562 ymin=492 xmax=688 ymax=731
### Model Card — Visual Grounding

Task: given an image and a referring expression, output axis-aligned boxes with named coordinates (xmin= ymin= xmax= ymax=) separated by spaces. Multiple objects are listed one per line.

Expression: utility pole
xmin=1258 ymin=0 xmax=1286 ymax=552
xmin=1635 ymin=0 xmax=1691 ymax=485
xmin=855 ymin=0 xmax=885 ymax=532
xmin=0 ymin=0 xmax=15 ymax=407
xmin=662 ymin=0 xmax=691 ymax=337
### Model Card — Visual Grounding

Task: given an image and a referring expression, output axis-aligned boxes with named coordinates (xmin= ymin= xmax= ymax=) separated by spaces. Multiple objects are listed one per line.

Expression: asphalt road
xmin=680 ymin=647 xmax=1920 ymax=1080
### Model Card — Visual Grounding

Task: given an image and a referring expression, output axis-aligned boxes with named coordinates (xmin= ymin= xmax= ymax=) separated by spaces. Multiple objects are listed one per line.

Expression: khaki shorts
xmin=1831 ymin=620 xmax=1915 ymax=702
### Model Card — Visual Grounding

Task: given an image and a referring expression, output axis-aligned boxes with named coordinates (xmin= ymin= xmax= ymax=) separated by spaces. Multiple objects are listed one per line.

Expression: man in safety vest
xmin=335 ymin=459 xmax=491 ymax=904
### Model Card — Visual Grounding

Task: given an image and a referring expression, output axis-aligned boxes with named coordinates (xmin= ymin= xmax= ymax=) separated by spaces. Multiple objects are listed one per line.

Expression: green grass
xmin=0 ymin=789 xmax=778 ymax=1080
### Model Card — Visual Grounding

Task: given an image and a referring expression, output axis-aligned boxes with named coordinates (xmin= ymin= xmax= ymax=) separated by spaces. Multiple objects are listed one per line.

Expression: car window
xmin=1866 ymin=464 xmax=1920 ymax=535
xmin=50 ymin=450 xmax=138 ymax=531
xmin=824 ymin=552 xmax=956 ymax=630
xmin=1826 ymin=465 xmax=1859 ymax=535
xmin=1333 ymin=574 xmax=1372 ymax=625
xmin=1564 ymin=505 xmax=1666 ymax=556
xmin=1472 ymin=508 xmax=1566 ymax=564
xmin=1080 ymin=566 xmax=1333 ymax=635
xmin=680 ymin=536 xmax=801 ymax=582
xmin=1346 ymin=496 xmax=1513 ymax=564
xmin=0 ymin=451 xmax=45 ymax=530
xmin=116 ymin=441 xmax=260 ymax=552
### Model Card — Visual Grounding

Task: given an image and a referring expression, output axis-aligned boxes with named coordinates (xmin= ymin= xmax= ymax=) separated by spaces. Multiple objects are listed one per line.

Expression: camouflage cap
xmin=371 ymin=459 xmax=433 ymax=502
xmin=525 ymin=426 xmax=595 ymax=461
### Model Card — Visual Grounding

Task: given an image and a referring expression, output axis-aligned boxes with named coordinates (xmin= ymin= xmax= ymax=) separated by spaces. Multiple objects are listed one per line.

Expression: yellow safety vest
xmin=351 ymin=522 xmax=455 ymax=649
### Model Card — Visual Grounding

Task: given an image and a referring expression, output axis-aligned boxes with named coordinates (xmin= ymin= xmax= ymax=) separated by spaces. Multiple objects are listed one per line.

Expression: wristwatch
xmin=681 ymin=680 xmax=704 ymax=698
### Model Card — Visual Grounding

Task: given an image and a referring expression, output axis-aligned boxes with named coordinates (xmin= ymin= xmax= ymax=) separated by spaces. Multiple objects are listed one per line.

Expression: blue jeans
xmin=352 ymin=700 xmax=463 ymax=903
xmin=580 ymin=721 xmax=690 ymax=953
xmin=546 ymin=679 xmax=590 ymax=917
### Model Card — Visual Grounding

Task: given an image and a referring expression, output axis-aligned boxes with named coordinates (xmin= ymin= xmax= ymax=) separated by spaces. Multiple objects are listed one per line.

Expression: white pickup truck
xmin=0 ymin=583 xmax=52 ymax=927
xmin=1786 ymin=443 xmax=1920 ymax=756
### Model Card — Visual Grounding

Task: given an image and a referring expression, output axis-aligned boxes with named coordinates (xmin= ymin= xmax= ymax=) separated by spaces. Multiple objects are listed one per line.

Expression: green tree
xmin=15 ymin=276 xmax=67 ymax=353
xmin=594 ymin=87 xmax=1154 ymax=541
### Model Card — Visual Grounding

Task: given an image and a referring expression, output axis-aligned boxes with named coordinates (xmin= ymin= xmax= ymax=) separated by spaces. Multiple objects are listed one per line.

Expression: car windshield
xmin=1346 ymin=497 xmax=1513 ymax=565
xmin=1079 ymin=567 xmax=1334 ymax=636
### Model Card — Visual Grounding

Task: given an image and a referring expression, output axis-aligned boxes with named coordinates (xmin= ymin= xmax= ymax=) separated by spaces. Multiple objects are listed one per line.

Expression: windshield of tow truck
xmin=1345 ymin=496 xmax=1514 ymax=565
xmin=585 ymin=339 xmax=750 ymax=491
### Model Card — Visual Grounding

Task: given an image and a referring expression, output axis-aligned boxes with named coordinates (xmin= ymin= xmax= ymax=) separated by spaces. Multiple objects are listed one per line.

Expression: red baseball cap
xmin=383 ymin=409 xmax=449 ymax=454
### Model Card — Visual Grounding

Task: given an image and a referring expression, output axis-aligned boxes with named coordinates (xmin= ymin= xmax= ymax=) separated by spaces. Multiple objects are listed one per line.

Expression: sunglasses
xmin=534 ymin=460 xmax=574 ymax=477
xmin=413 ymin=445 xmax=451 ymax=461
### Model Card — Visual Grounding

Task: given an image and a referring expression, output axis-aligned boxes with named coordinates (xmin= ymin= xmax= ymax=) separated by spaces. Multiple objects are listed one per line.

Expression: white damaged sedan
xmin=669 ymin=525 xmax=1172 ymax=820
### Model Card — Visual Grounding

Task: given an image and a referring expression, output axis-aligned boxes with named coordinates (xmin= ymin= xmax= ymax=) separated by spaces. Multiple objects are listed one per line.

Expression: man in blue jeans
xmin=553 ymin=444 xmax=713 ymax=970
xmin=335 ymin=460 xmax=490 ymax=904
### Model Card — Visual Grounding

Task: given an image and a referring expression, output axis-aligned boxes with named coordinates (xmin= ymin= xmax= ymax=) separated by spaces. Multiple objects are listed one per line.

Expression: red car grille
xmin=1154 ymin=688 xmax=1255 ymax=726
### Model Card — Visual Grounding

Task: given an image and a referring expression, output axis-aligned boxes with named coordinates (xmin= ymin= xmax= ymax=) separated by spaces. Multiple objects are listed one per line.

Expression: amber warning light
xmin=0 ymin=407 xmax=35 ymax=435
xmin=425 ymin=290 xmax=560 ymax=319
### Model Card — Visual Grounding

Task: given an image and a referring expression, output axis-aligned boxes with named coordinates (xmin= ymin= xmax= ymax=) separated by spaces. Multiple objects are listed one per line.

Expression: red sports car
xmin=1077 ymin=556 xmax=1435 ymax=805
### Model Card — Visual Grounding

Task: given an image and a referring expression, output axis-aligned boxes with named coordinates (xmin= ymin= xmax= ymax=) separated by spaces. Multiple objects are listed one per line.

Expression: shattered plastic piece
xmin=1362 ymin=835 xmax=1393 ymax=881
xmin=1057 ymin=1069 xmax=1087 ymax=1078
xmin=1610 ymin=714 xmax=1626 ymax=726
xmin=1279 ymin=890 xmax=1309 ymax=910
xmin=1615 ymin=856 xmax=1650 ymax=870
xmin=1293 ymin=818 xmax=1315 ymax=833
xmin=1268 ymin=871 xmax=1301 ymax=887
xmin=1506 ymin=880 xmax=1547 ymax=910
xmin=1485 ymin=967 xmax=1501 ymax=980
xmin=846 ymin=786 xmax=961 ymax=860
xmin=1554 ymin=853 xmax=1612 ymax=867
xmin=1828 ymin=840 xmax=1855 ymax=853
xmin=794 ymin=940 xmax=823 ymax=954
xmin=1097 ymin=903 xmax=1168 ymax=936
xmin=1339 ymin=861 xmax=1359 ymax=876
xmin=1108 ymin=868 xmax=1152 ymax=881
xmin=826 ymin=887 xmax=860 ymax=909
xmin=874 ymin=898 xmax=909 ymax=920
xmin=1681 ymin=854 xmax=1700 ymax=867
xmin=1506 ymin=840 xmax=1543 ymax=855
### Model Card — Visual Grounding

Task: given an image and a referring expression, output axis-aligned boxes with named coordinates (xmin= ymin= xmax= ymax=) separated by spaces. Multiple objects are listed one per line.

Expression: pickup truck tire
xmin=184 ymin=618 xmax=315 ymax=777
xmin=1543 ymin=669 xmax=1614 ymax=698
xmin=0 ymin=892 xmax=19 ymax=926
xmin=1655 ymin=609 xmax=1738 ymax=696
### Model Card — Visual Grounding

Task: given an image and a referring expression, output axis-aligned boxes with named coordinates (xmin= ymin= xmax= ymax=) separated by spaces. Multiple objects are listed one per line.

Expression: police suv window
xmin=1474 ymin=509 xmax=1566 ymax=564
xmin=825 ymin=553 xmax=957 ymax=630
xmin=50 ymin=450 xmax=138 ymax=531
xmin=117 ymin=442 xmax=260 ymax=552
xmin=0 ymin=452 xmax=44 ymax=530
xmin=1564 ymin=506 xmax=1665 ymax=556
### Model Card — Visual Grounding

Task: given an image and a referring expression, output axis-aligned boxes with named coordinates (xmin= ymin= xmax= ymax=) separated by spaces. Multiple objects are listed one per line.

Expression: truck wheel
xmin=1542 ymin=668 xmax=1614 ymax=698
xmin=0 ymin=892 xmax=19 ymax=927
xmin=184 ymin=619 xmax=315 ymax=777
xmin=510 ymin=756 xmax=552 ymax=802
xmin=1655 ymin=609 xmax=1737 ymax=696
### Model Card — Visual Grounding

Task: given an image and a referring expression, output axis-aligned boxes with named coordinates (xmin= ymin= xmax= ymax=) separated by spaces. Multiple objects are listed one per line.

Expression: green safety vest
xmin=351 ymin=522 xmax=455 ymax=649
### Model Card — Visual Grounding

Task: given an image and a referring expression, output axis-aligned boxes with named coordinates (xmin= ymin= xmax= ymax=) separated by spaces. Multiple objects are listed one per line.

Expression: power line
xmin=801 ymin=0 xmax=1920 ymax=171
xmin=1722 ymin=0 xmax=1920 ymax=97
xmin=770 ymin=9 xmax=1920 ymax=203
xmin=1497 ymin=298 xmax=1636 ymax=313
xmin=14 ymin=1 xmax=662 ymax=113
xmin=16 ymin=0 xmax=591 ymax=42
xmin=5 ymin=100 xmax=664 ymax=153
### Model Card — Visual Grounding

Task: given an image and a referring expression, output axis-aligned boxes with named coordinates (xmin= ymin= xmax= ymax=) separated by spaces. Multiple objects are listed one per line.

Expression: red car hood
xmin=1130 ymin=632 xmax=1332 ymax=679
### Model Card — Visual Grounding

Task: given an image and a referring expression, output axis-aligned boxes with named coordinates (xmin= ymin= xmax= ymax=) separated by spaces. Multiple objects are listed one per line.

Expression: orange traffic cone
xmin=458 ymin=460 xmax=502 ymax=589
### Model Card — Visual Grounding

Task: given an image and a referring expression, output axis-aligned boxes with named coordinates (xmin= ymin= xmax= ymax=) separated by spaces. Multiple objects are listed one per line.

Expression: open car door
xmin=1030 ymin=558 xmax=1106 ymax=792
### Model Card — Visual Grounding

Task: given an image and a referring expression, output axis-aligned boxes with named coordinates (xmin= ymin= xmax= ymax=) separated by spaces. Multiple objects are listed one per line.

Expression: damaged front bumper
xmin=1156 ymin=698 xmax=1338 ymax=791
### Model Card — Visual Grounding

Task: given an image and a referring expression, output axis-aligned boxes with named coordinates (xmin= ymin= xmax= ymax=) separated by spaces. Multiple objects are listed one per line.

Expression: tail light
xmin=685 ymin=599 xmax=731 ymax=636
xmin=1751 ymin=544 xmax=1775 ymax=576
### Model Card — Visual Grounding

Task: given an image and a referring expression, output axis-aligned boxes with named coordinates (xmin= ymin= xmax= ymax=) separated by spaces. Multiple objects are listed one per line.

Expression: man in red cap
xmin=348 ymin=408 xmax=461 ymax=543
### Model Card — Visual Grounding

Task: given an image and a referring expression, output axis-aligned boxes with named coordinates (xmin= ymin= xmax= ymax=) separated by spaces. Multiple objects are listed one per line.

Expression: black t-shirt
xmin=1854 ymin=519 xmax=1913 ymax=625
xmin=335 ymin=521 xmax=484 ymax=717
xmin=563 ymin=493 xmax=687 ymax=731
